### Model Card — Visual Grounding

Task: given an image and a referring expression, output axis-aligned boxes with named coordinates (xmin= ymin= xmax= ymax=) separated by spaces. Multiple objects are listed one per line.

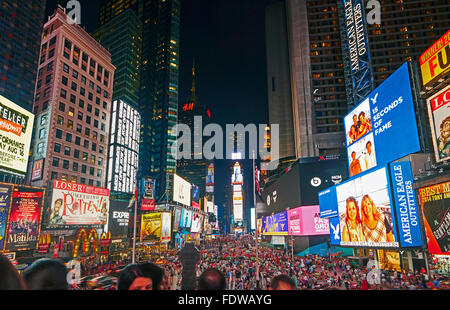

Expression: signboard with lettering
xmin=420 ymin=30 xmax=450 ymax=87
xmin=426 ymin=85 xmax=450 ymax=163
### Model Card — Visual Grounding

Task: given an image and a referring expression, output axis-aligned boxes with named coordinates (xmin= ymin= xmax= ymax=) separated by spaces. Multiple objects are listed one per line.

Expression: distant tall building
xmin=30 ymin=7 xmax=115 ymax=189
xmin=93 ymin=9 xmax=143 ymax=195
xmin=176 ymin=59 xmax=212 ymax=197
xmin=98 ymin=0 xmax=181 ymax=202
xmin=266 ymin=0 xmax=450 ymax=158
xmin=0 ymin=0 xmax=46 ymax=111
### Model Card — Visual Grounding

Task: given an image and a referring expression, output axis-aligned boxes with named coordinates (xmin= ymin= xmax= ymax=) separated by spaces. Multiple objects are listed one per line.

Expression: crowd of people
xmin=1 ymin=234 xmax=449 ymax=290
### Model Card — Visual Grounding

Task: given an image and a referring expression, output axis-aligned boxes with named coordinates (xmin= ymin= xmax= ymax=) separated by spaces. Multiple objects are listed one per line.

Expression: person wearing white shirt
xmin=364 ymin=141 xmax=377 ymax=171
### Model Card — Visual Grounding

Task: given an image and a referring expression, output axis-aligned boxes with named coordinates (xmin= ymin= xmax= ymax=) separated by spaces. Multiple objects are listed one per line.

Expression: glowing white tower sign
xmin=232 ymin=162 xmax=243 ymax=222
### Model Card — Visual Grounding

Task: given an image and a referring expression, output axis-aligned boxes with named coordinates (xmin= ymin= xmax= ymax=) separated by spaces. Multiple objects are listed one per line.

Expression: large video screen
xmin=344 ymin=62 xmax=420 ymax=177
xmin=287 ymin=206 xmax=329 ymax=236
xmin=190 ymin=213 xmax=203 ymax=233
xmin=262 ymin=211 xmax=288 ymax=236
xmin=418 ymin=181 xmax=450 ymax=255
xmin=173 ymin=174 xmax=191 ymax=206
xmin=179 ymin=209 xmax=192 ymax=228
xmin=326 ymin=167 xmax=399 ymax=248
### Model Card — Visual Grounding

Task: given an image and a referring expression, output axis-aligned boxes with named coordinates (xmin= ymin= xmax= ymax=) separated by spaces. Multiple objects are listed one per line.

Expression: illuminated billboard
xmin=426 ymin=85 xmax=450 ymax=163
xmin=287 ymin=206 xmax=329 ymax=236
xmin=31 ymin=159 xmax=45 ymax=181
xmin=262 ymin=211 xmax=288 ymax=236
xmin=141 ymin=178 xmax=155 ymax=211
xmin=0 ymin=184 xmax=13 ymax=250
xmin=141 ymin=213 xmax=162 ymax=242
xmin=192 ymin=184 xmax=200 ymax=209
xmin=173 ymin=174 xmax=191 ymax=206
xmin=321 ymin=162 xmax=422 ymax=249
xmin=418 ymin=181 xmax=450 ymax=255
xmin=161 ymin=212 xmax=171 ymax=243
xmin=179 ymin=209 xmax=192 ymax=228
xmin=0 ymin=95 xmax=35 ymax=177
xmin=107 ymin=100 xmax=140 ymax=194
xmin=47 ymin=180 xmax=109 ymax=227
xmin=206 ymin=163 xmax=214 ymax=193
xmin=190 ymin=213 xmax=203 ymax=233
xmin=107 ymin=200 xmax=130 ymax=237
xmin=5 ymin=186 xmax=45 ymax=251
xmin=344 ymin=63 xmax=420 ymax=177
xmin=420 ymin=30 xmax=450 ymax=87
xmin=325 ymin=167 xmax=399 ymax=248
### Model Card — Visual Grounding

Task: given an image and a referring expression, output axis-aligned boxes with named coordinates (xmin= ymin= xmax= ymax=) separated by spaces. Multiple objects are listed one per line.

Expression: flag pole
xmin=132 ymin=183 xmax=138 ymax=264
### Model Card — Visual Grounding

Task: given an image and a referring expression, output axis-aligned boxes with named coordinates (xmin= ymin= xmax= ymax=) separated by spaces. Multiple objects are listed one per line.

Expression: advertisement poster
xmin=418 ymin=181 xmax=450 ymax=254
xmin=325 ymin=167 xmax=399 ymax=248
xmin=427 ymin=85 xmax=450 ymax=163
xmin=141 ymin=178 xmax=155 ymax=211
xmin=420 ymin=30 xmax=450 ymax=87
xmin=192 ymin=185 xmax=200 ymax=209
xmin=31 ymin=159 xmax=45 ymax=181
xmin=48 ymin=180 xmax=109 ymax=227
xmin=290 ymin=206 xmax=330 ymax=236
xmin=0 ymin=95 xmax=35 ymax=177
xmin=206 ymin=163 xmax=214 ymax=193
xmin=377 ymin=250 xmax=402 ymax=272
xmin=190 ymin=213 xmax=203 ymax=233
xmin=173 ymin=207 xmax=181 ymax=231
xmin=173 ymin=174 xmax=191 ymax=206
xmin=0 ymin=184 xmax=12 ymax=250
xmin=141 ymin=213 xmax=161 ymax=242
xmin=262 ymin=211 xmax=288 ymax=236
xmin=344 ymin=62 xmax=420 ymax=177
xmin=389 ymin=162 xmax=423 ymax=248
xmin=107 ymin=200 xmax=129 ymax=237
xmin=179 ymin=209 xmax=192 ymax=229
xmin=5 ymin=186 xmax=44 ymax=251
xmin=161 ymin=213 xmax=171 ymax=243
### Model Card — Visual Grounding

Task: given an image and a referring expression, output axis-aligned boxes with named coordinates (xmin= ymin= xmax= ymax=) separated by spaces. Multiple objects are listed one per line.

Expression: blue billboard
xmin=179 ymin=209 xmax=192 ymax=229
xmin=320 ymin=162 xmax=423 ymax=249
xmin=344 ymin=62 xmax=420 ymax=178
xmin=262 ymin=211 xmax=288 ymax=236
xmin=389 ymin=161 xmax=423 ymax=248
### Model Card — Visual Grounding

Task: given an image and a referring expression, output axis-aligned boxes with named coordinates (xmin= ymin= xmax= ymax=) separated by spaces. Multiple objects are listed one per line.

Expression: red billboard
xmin=5 ymin=186 xmax=45 ymax=251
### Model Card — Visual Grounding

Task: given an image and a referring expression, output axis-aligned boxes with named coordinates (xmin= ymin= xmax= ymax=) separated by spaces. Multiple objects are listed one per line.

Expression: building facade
xmin=0 ymin=0 xmax=46 ymax=112
xmin=29 ymin=7 xmax=115 ymax=189
xmin=98 ymin=0 xmax=181 ymax=202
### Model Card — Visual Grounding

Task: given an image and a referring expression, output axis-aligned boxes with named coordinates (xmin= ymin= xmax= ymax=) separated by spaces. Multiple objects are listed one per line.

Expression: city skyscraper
xmin=97 ymin=0 xmax=181 ymax=202
xmin=0 ymin=0 xmax=46 ymax=112
xmin=29 ymin=7 xmax=115 ymax=189
xmin=176 ymin=59 xmax=212 ymax=198
xmin=93 ymin=8 xmax=143 ymax=195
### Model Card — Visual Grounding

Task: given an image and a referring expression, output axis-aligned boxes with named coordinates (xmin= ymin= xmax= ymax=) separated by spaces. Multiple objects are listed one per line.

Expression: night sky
xmin=45 ymin=0 xmax=280 ymax=218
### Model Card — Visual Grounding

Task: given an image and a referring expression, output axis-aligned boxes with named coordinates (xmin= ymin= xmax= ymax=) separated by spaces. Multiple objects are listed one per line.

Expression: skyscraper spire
xmin=191 ymin=57 xmax=196 ymax=98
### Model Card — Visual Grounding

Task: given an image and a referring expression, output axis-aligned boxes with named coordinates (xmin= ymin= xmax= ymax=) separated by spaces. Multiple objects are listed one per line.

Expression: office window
xmin=81 ymin=75 xmax=86 ymax=84
xmin=59 ymin=102 xmax=65 ymax=112
xmin=56 ymin=129 xmax=63 ymax=139
xmin=89 ymin=167 xmax=95 ymax=175
xmin=60 ymin=89 xmax=67 ymax=99
xmin=71 ymin=82 xmax=77 ymax=91
xmin=54 ymin=143 xmax=61 ymax=153
xmin=92 ymin=143 xmax=97 ymax=152
xmin=86 ymin=116 xmax=91 ymax=125
xmin=94 ymin=119 xmax=98 ymax=128
xmin=82 ymin=152 xmax=88 ymax=161
xmin=47 ymin=61 xmax=54 ymax=71
xmin=90 ymin=155 xmax=96 ymax=164
xmin=84 ymin=140 xmax=89 ymax=148
xmin=99 ymin=146 xmax=104 ymax=154
xmin=87 ymin=104 xmax=92 ymax=113
xmin=52 ymin=157 xmax=60 ymax=167
xmin=63 ymin=160 xmax=69 ymax=169
xmin=74 ymin=149 xmax=80 ymax=159
xmin=76 ymin=124 xmax=82 ymax=133
xmin=80 ymin=87 xmax=85 ymax=96
xmin=97 ymin=169 xmax=102 ymax=177
xmin=68 ymin=107 xmax=74 ymax=117
xmin=64 ymin=146 xmax=71 ymax=156
xmin=75 ymin=136 xmax=81 ymax=145
xmin=73 ymin=162 xmax=78 ymax=172
xmin=78 ymin=112 xmax=83 ymax=121
xmin=98 ymin=157 xmax=103 ymax=166
xmin=81 ymin=165 xmax=87 ymax=173
xmin=70 ymin=94 xmax=76 ymax=104
xmin=51 ymin=172 xmax=58 ymax=180
xmin=85 ymin=127 xmax=90 ymax=137
xmin=37 ymin=142 xmax=44 ymax=154
xmin=67 ymin=120 xmax=73 ymax=129
xmin=39 ymin=128 xmax=46 ymax=139
xmin=57 ymin=115 xmax=64 ymax=125
xmin=88 ymin=93 xmax=93 ymax=100
xmin=72 ymin=70 xmax=78 ymax=79
xmin=66 ymin=133 xmax=72 ymax=142
xmin=88 ymin=179 xmax=94 ymax=186
xmin=45 ymin=74 xmax=52 ymax=85
xmin=80 ymin=177 xmax=86 ymax=184
xmin=71 ymin=176 xmax=77 ymax=183
xmin=63 ymin=63 xmax=70 ymax=73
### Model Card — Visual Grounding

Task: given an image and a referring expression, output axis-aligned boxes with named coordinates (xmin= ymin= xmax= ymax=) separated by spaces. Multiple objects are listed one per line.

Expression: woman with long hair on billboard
xmin=342 ymin=196 xmax=365 ymax=242
xmin=360 ymin=195 xmax=395 ymax=243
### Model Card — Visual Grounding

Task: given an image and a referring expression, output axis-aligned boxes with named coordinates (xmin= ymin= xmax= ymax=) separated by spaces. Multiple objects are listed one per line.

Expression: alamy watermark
xmin=170 ymin=117 xmax=279 ymax=170
xmin=66 ymin=0 xmax=81 ymax=25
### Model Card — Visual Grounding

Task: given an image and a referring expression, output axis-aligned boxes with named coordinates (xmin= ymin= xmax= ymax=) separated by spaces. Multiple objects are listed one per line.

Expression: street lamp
xmin=253 ymin=150 xmax=260 ymax=289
